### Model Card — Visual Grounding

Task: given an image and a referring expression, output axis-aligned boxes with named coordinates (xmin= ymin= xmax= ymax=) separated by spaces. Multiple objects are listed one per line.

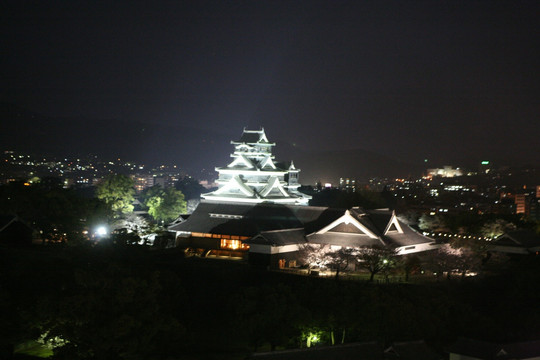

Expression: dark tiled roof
xmin=233 ymin=129 xmax=273 ymax=144
xmin=384 ymin=225 xmax=435 ymax=247
xmin=385 ymin=340 xmax=442 ymax=360
xmin=248 ymin=342 xmax=383 ymax=360
xmin=247 ymin=228 xmax=306 ymax=246
xmin=365 ymin=210 xmax=393 ymax=233
xmin=169 ymin=202 xmax=335 ymax=237
xmin=447 ymin=337 xmax=540 ymax=360
xmin=169 ymin=202 xmax=434 ymax=250
xmin=307 ymin=233 xmax=384 ymax=248
xmin=0 ymin=215 xmax=16 ymax=231
xmin=329 ymin=222 xmax=362 ymax=233
xmin=348 ymin=209 xmax=384 ymax=238
xmin=502 ymin=339 xmax=540 ymax=358
xmin=494 ymin=230 xmax=540 ymax=248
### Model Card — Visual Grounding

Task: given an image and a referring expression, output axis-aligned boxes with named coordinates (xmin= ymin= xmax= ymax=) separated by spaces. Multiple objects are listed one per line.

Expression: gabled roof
xmin=307 ymin=232 xmax=384 ymax=248
xmin=384 ymin=224 xmax=435 ymax=248
xmin=212 ymin=175 xmax=256 ymax=197
xmin=169 ymin=202 xmax=434 ymax=252
xmin=363 ymin=209 xmax=393 ymax=233
xmin=227 ymin=155 xmax=256 ymax=169
xmin=259 ymin=176 xmax=289 ymax=198
xmin=247 ymin=228 xmax=306 ymax=246
xmin=259 ymin=156 xmax=277 ymax=169
xmin=447 ymin=337 xmax=540 ymax=360
xmin=315 ymin=209 xmax=379 ymax=239
xmin=385 ymin=340 xmax=442 ymax=360
xmin=232 ymin=128 xmax=273 ymax=145
xmin=306 ymin=208 xmax=433 ymax=249
xmin=493 ymin=230 xmax=540 ymax=249
xmin=0 ymin=215 xmax=17 ymax=232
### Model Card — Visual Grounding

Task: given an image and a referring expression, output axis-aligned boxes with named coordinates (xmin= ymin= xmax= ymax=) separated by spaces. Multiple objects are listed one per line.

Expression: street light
xmin=95 ymin=226 xmax=107 ymax=238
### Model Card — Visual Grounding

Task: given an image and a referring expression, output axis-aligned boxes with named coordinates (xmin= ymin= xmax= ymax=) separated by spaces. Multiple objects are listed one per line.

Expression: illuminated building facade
xmin=427 ymin=166 xmax=464 ymax=178
xmin=339 ymin=177 xmax=357 ymax=191
xmin=170 ymin=203 xmax=436 ymax=267
xmin=201 ymin=128 xmax=311 ymax=205
xmin=132 ymin=174 xmax=154 ymax=193
xmin=514 ymin=194 xmax=529 ymax=215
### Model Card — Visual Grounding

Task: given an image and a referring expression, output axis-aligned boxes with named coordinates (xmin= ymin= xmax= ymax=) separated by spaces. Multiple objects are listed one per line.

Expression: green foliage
xmin=96 ymin=174 xmax=135 ymax=214
xmin=418 ymin=214 xmax=446 ymax=232
xmin=0 ymin=181 xmax=111 ymax=244
xmin=142 ymin=186 xmax=186 ymax=223
xmin=480 ymin=219 xmax=516 ymax=238
xmin=2 ymin=247 xmax=540 ymax=358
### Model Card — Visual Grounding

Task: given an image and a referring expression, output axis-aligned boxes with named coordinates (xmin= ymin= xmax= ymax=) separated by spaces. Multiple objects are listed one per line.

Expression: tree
xmin=175 ymin=176 xmax=205 ymax=200
xmin=355 ymin=245 xmax=397 ymax=282
xmin=398 ymin=254 xmax=422 ymax=282
xmin=0 ymin=181 xmax=110 ymax=244
xmin=426 ymin=241 xmax=484 ymax=280
xmin=297 ymin=244 xmax=334 ymax=271
xmin=418 ymin=214 xmax=447 ymax=232
xmin=111 ymin=213 xmax=151 ymax=235
xmin=480 ymin=219 xmax=516 ymax=239
xmin=328 ymin=248 xmax=357 ymax=279
xmin=96 ymin=174 xmax=135 ymax=214
xmin=142 ymin=186 xmax=186 ymax=223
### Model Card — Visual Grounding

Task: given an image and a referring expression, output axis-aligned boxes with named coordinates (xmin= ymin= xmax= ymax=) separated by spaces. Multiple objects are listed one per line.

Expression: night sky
xmin=2 ymin=1 xmax=539 ymax=178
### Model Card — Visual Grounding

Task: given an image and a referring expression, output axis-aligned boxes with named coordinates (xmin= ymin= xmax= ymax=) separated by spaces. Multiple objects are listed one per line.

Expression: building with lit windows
xmin=132 ymin=174 xmax=154 ymax=193
xmin=339 ymin=177 xmax=357 ymax=191
xmin=514 ymin=194 xmax=529 ymax=215
xmin=427 ymin=166 xmax=464 ymax=178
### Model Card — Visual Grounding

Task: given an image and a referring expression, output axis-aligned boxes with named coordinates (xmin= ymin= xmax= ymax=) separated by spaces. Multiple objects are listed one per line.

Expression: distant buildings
xmin=514 ymin=193 xmax=528 ymax=215
xmin=339 ymin=177 xmax=357 ymax=191
xmin=427 ymin=166 xmax=464 ymax=178
xmin=133 ymin=174 xmax=154 ymax=193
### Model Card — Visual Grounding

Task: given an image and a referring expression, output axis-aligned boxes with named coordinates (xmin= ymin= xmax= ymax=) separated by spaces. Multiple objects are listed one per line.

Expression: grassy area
xmin=14 ymin=341 xmax=53 ymax=358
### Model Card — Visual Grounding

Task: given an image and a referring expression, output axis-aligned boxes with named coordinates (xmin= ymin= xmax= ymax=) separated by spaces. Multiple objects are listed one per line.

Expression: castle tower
xmin=201 ymin=128 xmax=311 ymax=205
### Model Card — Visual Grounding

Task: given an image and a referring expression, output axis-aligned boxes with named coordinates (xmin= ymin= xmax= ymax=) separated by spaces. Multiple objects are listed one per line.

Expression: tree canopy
xmin=0 ymin=181 xmax=110 ymax=244
xmin=96 ymin=174 xmax=135 ymax=214
xmin=141 ymin=186 xmax=186 ymax=223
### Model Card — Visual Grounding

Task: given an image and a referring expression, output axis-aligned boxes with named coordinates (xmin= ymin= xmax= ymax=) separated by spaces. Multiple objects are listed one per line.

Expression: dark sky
xmin=2 ymin=0 xmax=539 ymax=170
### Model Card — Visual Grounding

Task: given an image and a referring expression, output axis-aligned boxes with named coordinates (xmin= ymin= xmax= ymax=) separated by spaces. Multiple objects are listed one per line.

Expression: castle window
xmin=220 ymin=239 xmax=250 ymax=250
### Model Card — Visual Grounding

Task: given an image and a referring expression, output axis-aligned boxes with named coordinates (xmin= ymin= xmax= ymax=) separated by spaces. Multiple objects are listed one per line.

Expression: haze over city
xmin=2 ymin=0 xmax=539 ymax=183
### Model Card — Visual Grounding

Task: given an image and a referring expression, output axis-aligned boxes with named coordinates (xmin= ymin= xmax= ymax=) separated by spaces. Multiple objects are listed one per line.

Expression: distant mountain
xmin=1 ymin=103 xmax=426 ymax=182
xmin=274 ymin=141 xmax=424 ymax=185
xmin=0 ymin=103 xmax=233 ymax=176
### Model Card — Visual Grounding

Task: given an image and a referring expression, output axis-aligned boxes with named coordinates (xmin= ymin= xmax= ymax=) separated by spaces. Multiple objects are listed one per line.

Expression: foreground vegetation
xmin=1 ymin=244 xmax=539 ymax=359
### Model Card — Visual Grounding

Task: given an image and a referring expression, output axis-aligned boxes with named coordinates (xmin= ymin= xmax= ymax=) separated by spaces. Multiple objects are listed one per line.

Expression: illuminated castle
xmin=170 ymin=128 xmax=435 ymax=266
xmin=201 ymin=128 xmax=311 ymax=205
